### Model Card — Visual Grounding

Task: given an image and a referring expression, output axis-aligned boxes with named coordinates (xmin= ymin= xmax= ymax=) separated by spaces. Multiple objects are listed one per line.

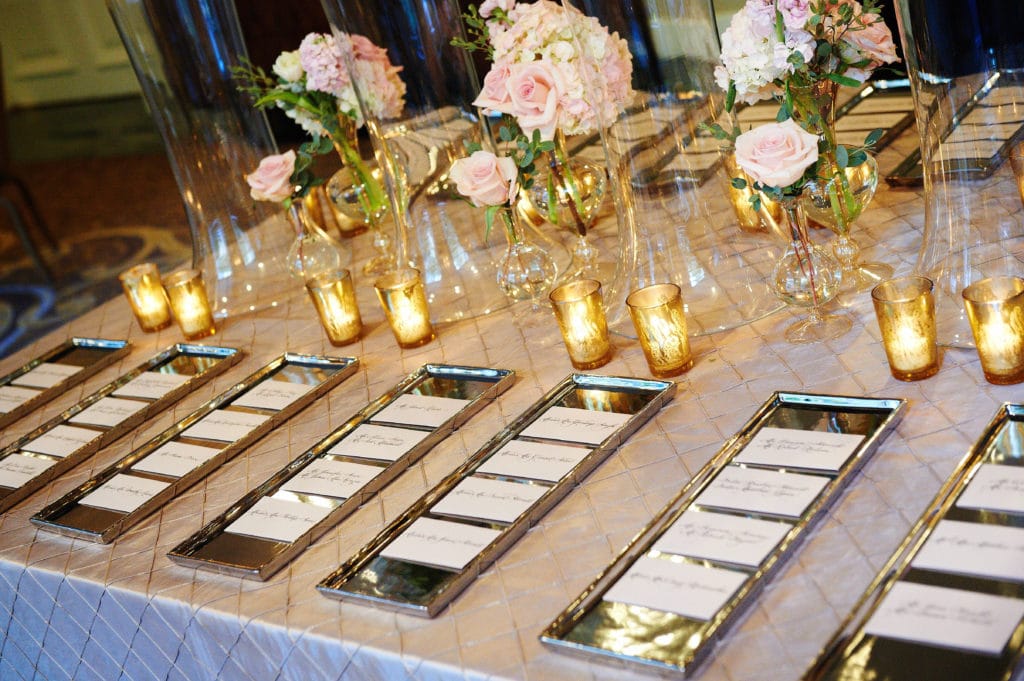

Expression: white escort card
xmin=695 ymin=466 xmax=829 ymax=519
xmin=520 ymin=406 xmax=631 ymax=446
xmin=113 ymin=371 xmax=190 ymax=400
xmin=733 ymin=427 xmax=864 ymax=472
xmin=912 ymin=519 xmax=1024 ymax=584
xmin=603 ymin=555 xmax=748 ymax=622
xmin=22 ymin=425 xmax=100 ymax=457
xmin=181 ymin=409 xmax=270 ymax=442
xmin=864 ymin=581 xmax=1024 ymax=656
xmin=0 ymin=454 xmax=56 ymax=488
xmin=68 ymin=397 xmax=147 ymax=428
xmin=281 ymin=459 xmax=383 ymax=500
xmin=956 ymin=463 xmax=1024 ymax=515
xmin=231 ymin=379 xmax=315 ymax=411
xmin=11 ymin=362 xmax=82 ymax=389
xmin=0 ymin=386 xmax=40 ymax=412
xmin=380 ymin=517 xmax=501 ymax=571
xmin=475 ymin=439 xmax=592 ymax=482
xmin=225 ymin=496 xmax=334 ymax=544
xmin=131 ymin=441 xmax=223 ymax=478
xmin=431 ymin=476 xmax=548 ymax=524
xmin=654 ymin=510 xmax=792 ymax=568
xmin=372 ymin=394 xmax=467 ymax=429
xmin=327 ymin=424 xmax=429 ymax=462
xmin=79 ymin=473 xmax=170 ymax=514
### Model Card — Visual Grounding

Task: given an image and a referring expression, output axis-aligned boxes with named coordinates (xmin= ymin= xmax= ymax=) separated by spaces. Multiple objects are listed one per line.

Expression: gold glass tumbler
xmin=549 ymin=279 xmax=612 ymax=370
xmin=871 ymin=276 xmax=939 ymax=381
xmin=307 ymin=269 xmax=362 ymax=346
xmin=374 ymin=268 xmax=435 ymax=348
xmin=118 ymin=263 xmax=172 ymax=332
xmin=626 ymin=283 xmax=693 ymax=378
xmin=163 ymin=269 xmax=216 ymax=341
xmin=962 ymin=276 xmax=1024 ymax=385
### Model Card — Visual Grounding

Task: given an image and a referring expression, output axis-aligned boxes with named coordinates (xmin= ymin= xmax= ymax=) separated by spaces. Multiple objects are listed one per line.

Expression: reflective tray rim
xmin=316 ymin=372 xmax=677 ymax=617
xmin=539 ymin=390 xmax=906 ymax=677
xmin=166 ymin=363 xmax=516 ymax=580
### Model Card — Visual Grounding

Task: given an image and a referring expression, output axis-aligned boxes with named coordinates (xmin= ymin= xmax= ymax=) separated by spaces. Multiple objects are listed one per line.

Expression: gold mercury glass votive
xmin=626 ymin=283 xmax=693 ymax=378
xmin=163 ymin=269 xmax=216 ymax=341
xmin=871 ymin=276 xmax=939 ymax=381
xmin=118 ymin=262 xmax=172 ymax=332
xmin=962 ymin=276 xmax=1024 ymax=385
xmin=374 ymin=268 xmax=435 ymax=348
xmin=306 ymin=269 xmax=362 ymax=346
xmin=549 ymin=279 xmax=612 ymax=370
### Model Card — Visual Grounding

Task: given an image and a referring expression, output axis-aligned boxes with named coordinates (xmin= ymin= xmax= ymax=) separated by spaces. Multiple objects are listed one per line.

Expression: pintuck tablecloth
xmin=2 ymin=128 xmax=1022 ymax=681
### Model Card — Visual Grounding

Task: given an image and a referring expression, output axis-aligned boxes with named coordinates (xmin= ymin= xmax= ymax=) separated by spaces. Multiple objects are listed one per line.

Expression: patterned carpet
xmin=0 ymin=151 xmax=191 ymax=359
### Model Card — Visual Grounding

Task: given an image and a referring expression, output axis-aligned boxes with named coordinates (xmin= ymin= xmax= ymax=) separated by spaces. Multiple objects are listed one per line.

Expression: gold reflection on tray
xmin=276 ymin=363 xmax=338 ymax=385
xmin=565 ymin=600 xmax=705 ymax=667
xmin=560 ymin=388 xmax=652 ymax=415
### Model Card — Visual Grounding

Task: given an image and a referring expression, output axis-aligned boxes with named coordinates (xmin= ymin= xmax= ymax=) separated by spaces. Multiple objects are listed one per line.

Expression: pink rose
xmin=473 ymin=60 xmax=513 ymax=112
xmin=246 ymin=150 xmax=296 ymax=203
xmin=843 ymin=12 xmax=900 ymax=69
xmin=777 ymin=0 xmax=811 ymax=31
xmin=479 ymin=0 xmax=514 ymax=18
xmin=450 ymin=150 xmax=519 ymax=207
xmin=505 ymin=61 xmax=561 ymax=141
xmin=350 ymin=34 xmax=390 ymax=64
xmin=734 ymin=120 xmax=819 ymax=188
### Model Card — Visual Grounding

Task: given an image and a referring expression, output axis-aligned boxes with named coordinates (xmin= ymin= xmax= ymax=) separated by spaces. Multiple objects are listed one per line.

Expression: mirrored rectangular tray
xmin=30 ymin=353 xmax=357 ymax=544
xmin=0 ymin=337 xmax=130 ymax=429
xmin=805 ymin=403 xmax=1024 ymax=681
xmin=317 ymin=373 xmax=676 ymax=618
xmin=0 ymin=343 xmax=241 ymax=513
xmin=540 ymin=391 xmax=905 ymax=677
xmin=167 ymin=364 xmax=516 ymax=580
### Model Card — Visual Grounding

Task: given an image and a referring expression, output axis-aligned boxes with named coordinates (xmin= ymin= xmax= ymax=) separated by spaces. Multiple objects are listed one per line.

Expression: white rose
xmin=272 ymin=50 xmax=304 ymax=83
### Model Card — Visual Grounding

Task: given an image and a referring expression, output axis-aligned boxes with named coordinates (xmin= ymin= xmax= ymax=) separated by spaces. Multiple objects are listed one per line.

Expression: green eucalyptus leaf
xmin=731 ymin=177 xmax=748 ymax=190
xmin=864 ymin=128 xmax=884 ymax=146
xmin=835 ymin=144 xmax=850 ymax=168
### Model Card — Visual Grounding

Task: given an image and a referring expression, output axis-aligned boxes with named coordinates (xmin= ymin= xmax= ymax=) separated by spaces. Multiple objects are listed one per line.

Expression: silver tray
xmin=316 ymin=373 xmax=676 ymax=617
xmin=0 ymin=337 xmax=130 ymax=429
xmin=0 ymin=343 xmax=241 ymax=513
xmin=805 ymin=403 xmax=1024 ymax=681
xmin=167 ymin=364 xmax=516 ymax=580
xmin=30 ymin=353 xmax=357 ymax=544
xmin=540 ymin=391 xmax=906 ymax=677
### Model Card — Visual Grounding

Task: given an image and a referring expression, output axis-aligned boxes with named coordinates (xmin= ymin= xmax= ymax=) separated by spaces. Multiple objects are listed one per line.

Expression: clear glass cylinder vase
xmin=106 ymin=0 xmax=295 ymax=319
xmin=559 ymin=0 xmax=784 ymax=334
xmin=319 ymin=0 xmax=520 ymax=322
xmin=896 ymin=2 xmax=1024 ymax=347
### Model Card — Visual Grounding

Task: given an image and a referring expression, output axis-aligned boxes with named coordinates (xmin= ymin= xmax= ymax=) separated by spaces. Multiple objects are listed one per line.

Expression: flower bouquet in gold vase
xmin=710 ymin=0 xmax=900 ymax=343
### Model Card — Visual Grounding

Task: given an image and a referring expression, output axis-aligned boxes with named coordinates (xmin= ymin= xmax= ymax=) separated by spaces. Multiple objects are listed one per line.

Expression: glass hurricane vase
xmin=527 ymin=131 xmax=609 ymax=283
xmin=493 ymin=206 xmax=557 ymax=310
xmin=800 ymin=154 xmax=892 ymax=293
xmin=773 ymin=200 xmax=850 ymax=344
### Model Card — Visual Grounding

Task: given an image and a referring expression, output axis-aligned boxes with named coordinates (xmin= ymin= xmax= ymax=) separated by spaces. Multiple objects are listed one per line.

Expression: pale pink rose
xmin=844 ymin=12 xmax=899 ymax=68
xmin=778 ymin=0 xmax=811 ymax=31
xmin=246 ymin=151 xmax=296 ymax=203
xmin=450 ymin=150 xmax=519 ymax=207
xmin=505 ymin=61 xmax=561 ymax=141
xmin=473 ymin=60 xmax=513 ymax=112
xmin=350 ymin=34 xmax=390 ymax=64
xmin=479 ymin=0 xmax=514 ymax=18
xmin=734 ymin=120 xmax=820 ymax=188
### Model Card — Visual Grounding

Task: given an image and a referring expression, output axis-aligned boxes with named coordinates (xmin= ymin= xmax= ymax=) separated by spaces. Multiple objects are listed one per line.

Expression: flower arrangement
xmin=235 ymin=32 xmax=405 ymax=218
xmin=713 ymin=0 xmax=899 ymax=205
xmin=453 ymin=1 xmax=632 ymax=255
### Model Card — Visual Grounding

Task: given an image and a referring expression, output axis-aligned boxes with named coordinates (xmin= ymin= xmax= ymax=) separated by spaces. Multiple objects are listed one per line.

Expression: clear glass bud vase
xmin=285 ymin=202 xmax=349 ymax=282
xmin=106 ymin=0 xmax=294 ymax=319
xmin=493 ymin=206 xmax=557 ymax=309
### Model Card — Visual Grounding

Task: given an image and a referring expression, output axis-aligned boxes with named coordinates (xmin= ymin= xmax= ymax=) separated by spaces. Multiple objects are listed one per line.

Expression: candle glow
xmin=119 ymin=263 xmax=172 ymax=332
xmin=871 ymin=276 xmax=939 ymax=381
xmin=549 ymin=279 xmax=612 ymax=370
xmin=163 ymin=269 xmax=216 ymax=340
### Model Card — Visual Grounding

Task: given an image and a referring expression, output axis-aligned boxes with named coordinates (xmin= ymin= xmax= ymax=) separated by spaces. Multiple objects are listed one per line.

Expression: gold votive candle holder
xmin=1009 ymin=141 xmax=1024 ymax=210
xmin=374 ymin=268 xmax=435 ymax=348
xmin=871 ymin=276 xmax=939 ymax=381
xmin=118 ymin=262 xmax=172 ymax=332
xmin=549 ymin=279 xmax=612 ymax=370
xmin=723 ymin=150 xmax=782 ymax=233
xmin=626 ymin=283 xmax=693 ymax=378
xmin=962 ymin=276 xmax=1024 ymax=385
xmin=163 ymin=269 xmax=216 ymax=341
xmin=306 ymin=269 xmax=362 ymax=346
